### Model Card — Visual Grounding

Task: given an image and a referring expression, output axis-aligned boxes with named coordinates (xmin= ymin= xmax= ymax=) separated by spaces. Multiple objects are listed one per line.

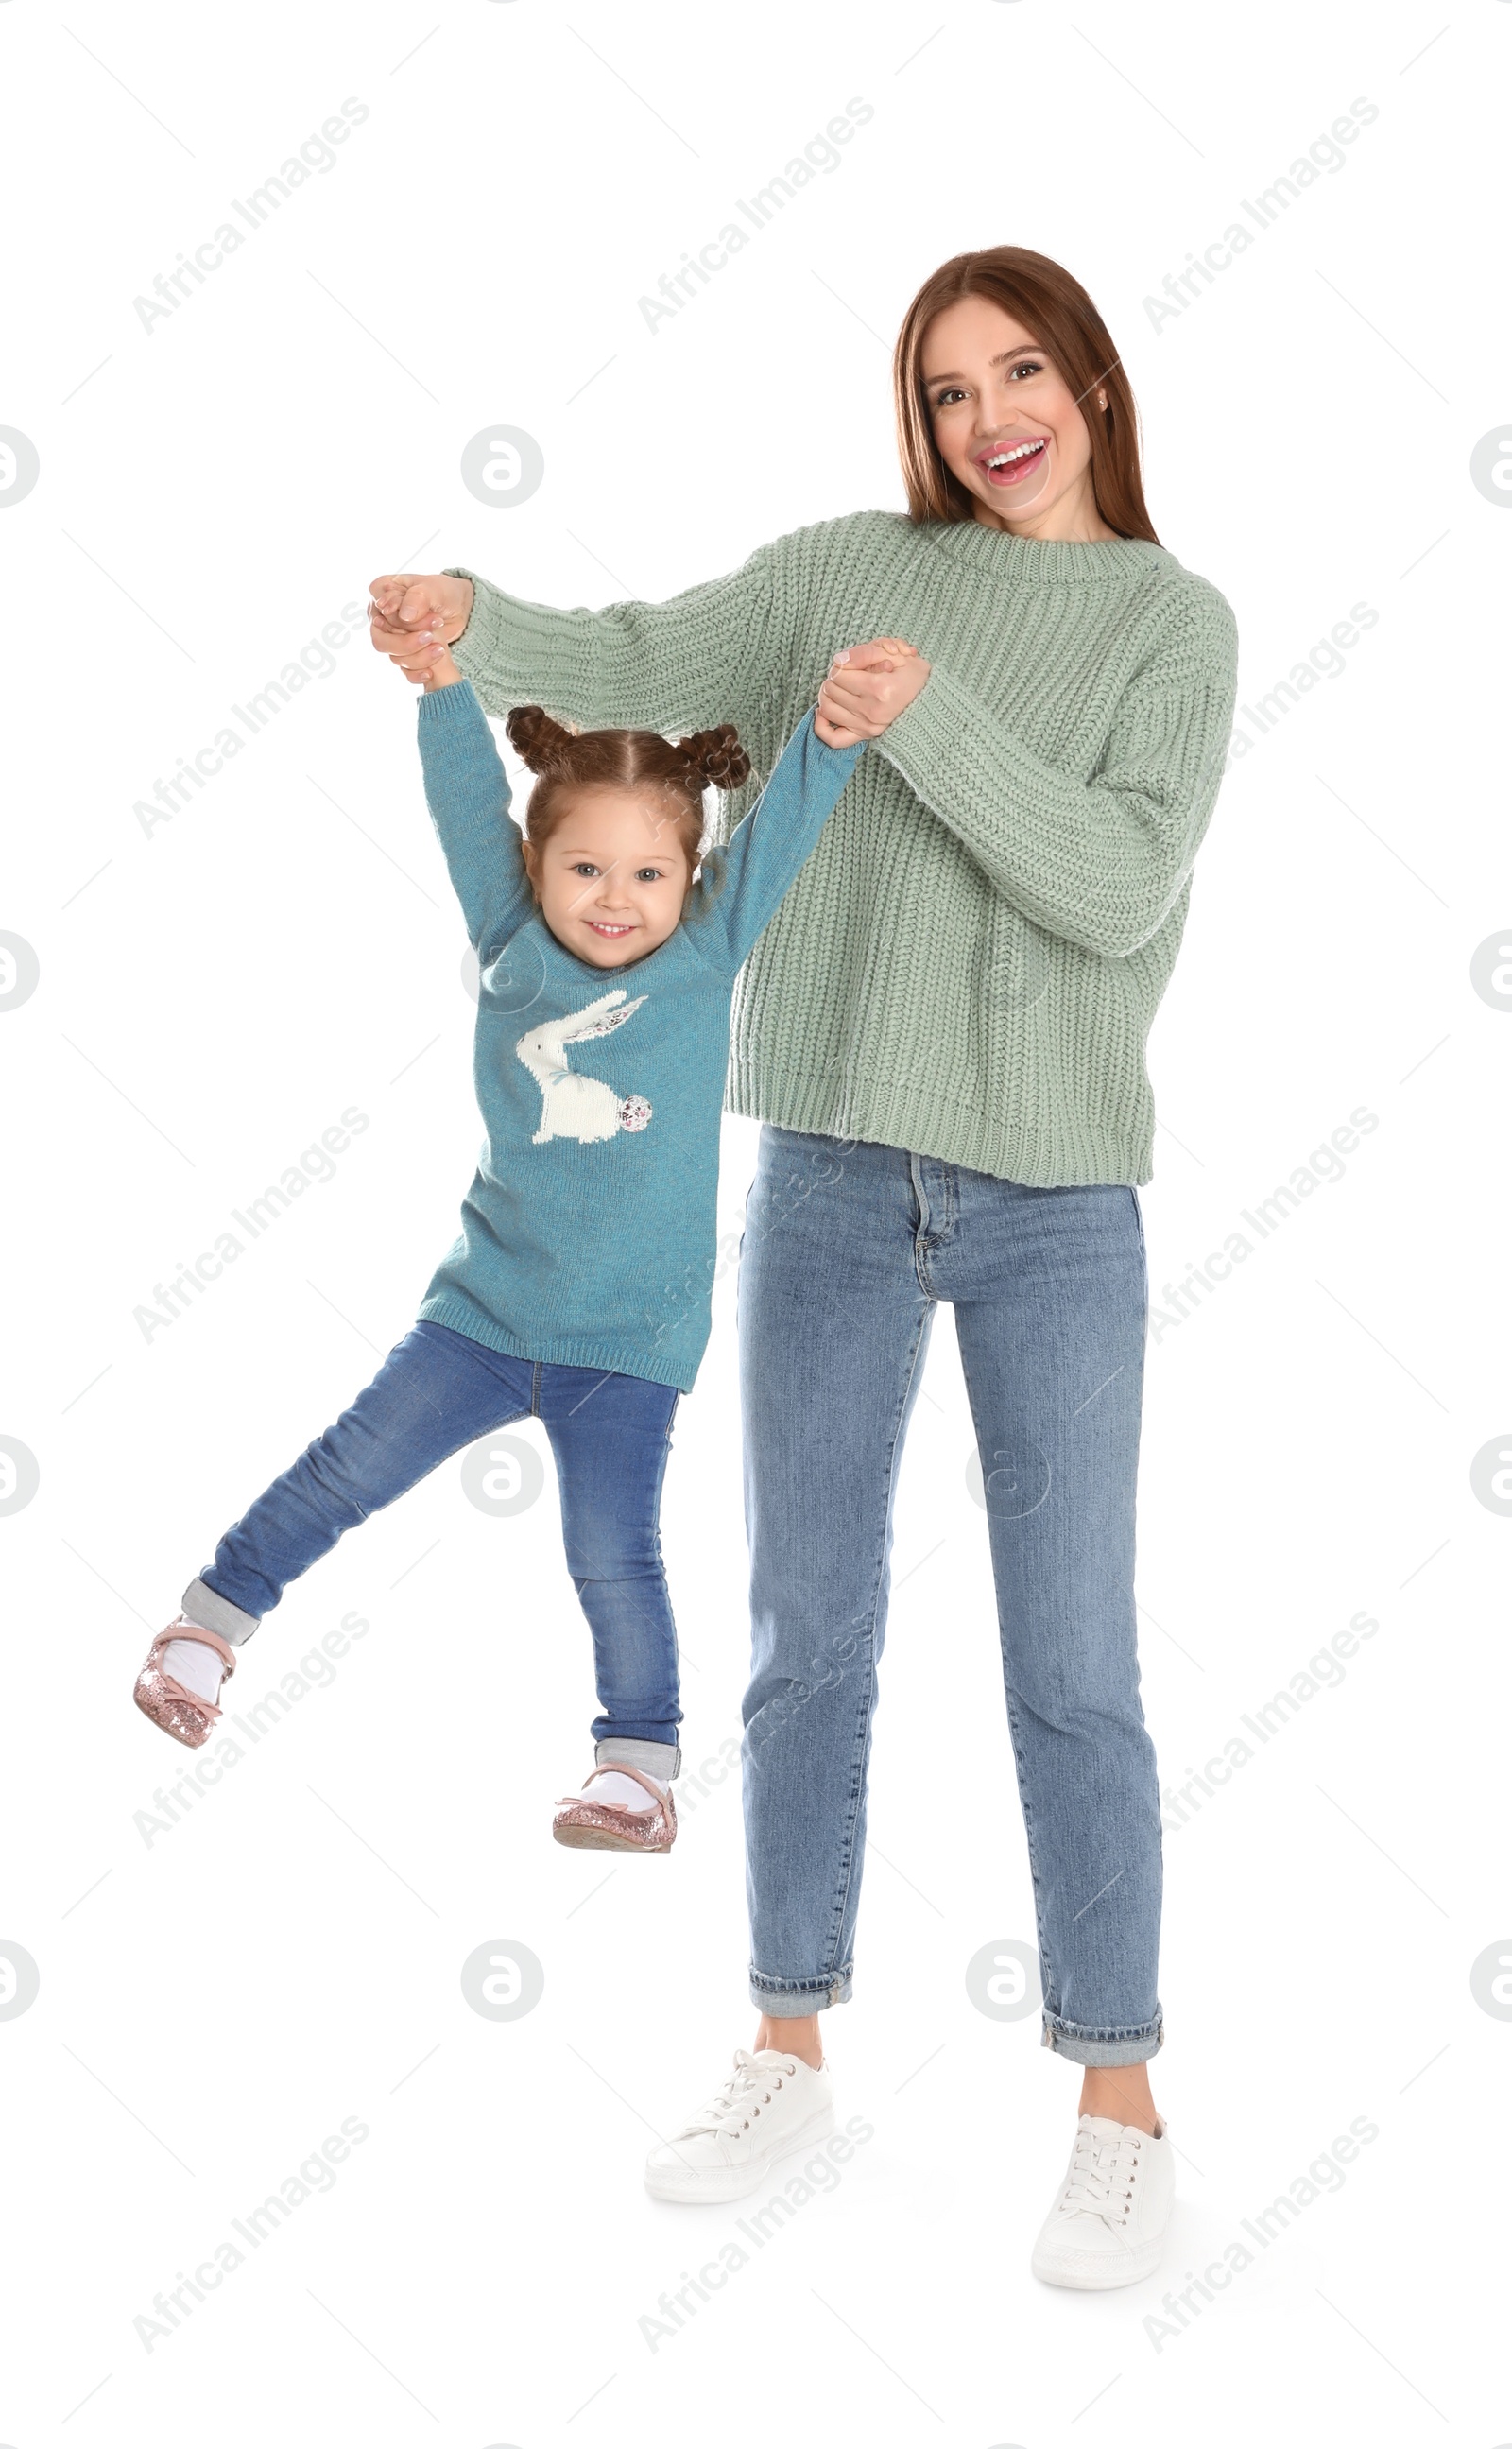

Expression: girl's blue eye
xmin=572 ymin=862 xmax=598 ymax=877
xmin=634 ymin=868 xmax=664 ymax=883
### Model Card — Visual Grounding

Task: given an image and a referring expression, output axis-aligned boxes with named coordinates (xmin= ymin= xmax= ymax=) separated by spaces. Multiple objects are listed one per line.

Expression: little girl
xmin=132 ymin=639 xmax=868 ymax=1852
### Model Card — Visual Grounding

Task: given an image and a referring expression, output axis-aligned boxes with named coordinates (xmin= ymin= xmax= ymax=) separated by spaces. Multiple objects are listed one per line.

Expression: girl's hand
xmin=369 ymin=572 xmax=474 ymax=684
xmin=421 ymin=647 xmax=463 ymax=693
xmin=816 ymin=637 xmax=931 ymax=746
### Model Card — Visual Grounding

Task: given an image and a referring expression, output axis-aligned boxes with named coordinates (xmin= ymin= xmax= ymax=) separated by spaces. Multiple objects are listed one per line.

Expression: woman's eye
xmin=1007 ymin=360 xmax=1043 ymax=381
xmin=930 ymin=386 xmax=967 ymax=409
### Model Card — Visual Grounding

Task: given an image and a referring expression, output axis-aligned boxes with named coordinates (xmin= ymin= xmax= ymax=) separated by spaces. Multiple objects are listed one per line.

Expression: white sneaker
xmin=644 ymin=2048 xmax=835 ymax=2205
xmin=1031 ymin=2113 xmax=1174 ymax=2289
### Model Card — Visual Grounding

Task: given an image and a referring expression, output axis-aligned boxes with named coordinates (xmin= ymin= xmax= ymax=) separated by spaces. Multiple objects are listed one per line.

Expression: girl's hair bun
xmin=506 ymin=705 xmax=580 ymax=771
xmin=676 ymin=724 xmax=751 ymax=793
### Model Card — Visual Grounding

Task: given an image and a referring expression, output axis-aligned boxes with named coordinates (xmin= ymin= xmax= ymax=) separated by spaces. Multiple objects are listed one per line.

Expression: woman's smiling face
xmin=921 ymin=295 xmax=1110 ymax=540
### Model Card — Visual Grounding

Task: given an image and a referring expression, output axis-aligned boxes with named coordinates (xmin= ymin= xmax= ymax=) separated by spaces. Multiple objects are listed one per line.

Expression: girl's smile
xmin=530 ymin=793 xmax=694 ymax=968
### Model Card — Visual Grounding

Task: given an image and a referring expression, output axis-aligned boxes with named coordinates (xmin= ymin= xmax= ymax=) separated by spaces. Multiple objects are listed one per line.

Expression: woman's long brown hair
xmin=893 ymin=246 xmax=1159 ymax=544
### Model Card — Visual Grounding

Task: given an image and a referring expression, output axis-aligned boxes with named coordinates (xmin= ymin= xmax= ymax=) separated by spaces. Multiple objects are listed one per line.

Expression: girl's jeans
xmin=183 ymin=1320 xmax=683 ymax=1776
xmin=739 ymin=1128 xmax=1161 ymax=2065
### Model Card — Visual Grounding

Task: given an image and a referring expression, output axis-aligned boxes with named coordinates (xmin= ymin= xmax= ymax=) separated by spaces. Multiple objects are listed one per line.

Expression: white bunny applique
xmin=515 ymin=989 xmax=655 ymax=1146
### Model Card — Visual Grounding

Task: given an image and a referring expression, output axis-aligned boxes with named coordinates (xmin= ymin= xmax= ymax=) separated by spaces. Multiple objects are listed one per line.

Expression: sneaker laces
xmin=682 ymin=2050 xmax=797 ymax=2137
xmin=1057 ymin=2121 xmax=1144 ymax=2227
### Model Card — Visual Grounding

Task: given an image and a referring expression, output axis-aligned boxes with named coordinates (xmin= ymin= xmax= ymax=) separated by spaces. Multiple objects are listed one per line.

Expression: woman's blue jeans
xmin=739 ymin=1128 xmax=1161 ymax=2065
xmin=183 ymin=1320 xmax=683 ymax=1776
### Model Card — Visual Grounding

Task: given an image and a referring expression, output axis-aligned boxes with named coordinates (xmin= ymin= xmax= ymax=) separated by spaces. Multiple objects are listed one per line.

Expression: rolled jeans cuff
xmin=1040 ymin=2011 xmax=1164 ymax=2068
xmin=183 ymin=1576 xmax=260 ymax=1648
xmin=749 ymin=1967 xmax=852 ymax=2014
xmin=595 ymin=1737 xmax=680 ymax=1779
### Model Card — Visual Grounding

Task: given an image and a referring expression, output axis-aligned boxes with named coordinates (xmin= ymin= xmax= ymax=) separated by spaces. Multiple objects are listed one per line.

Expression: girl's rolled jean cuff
xmin=183 ymin=1576 xmax=260 ymax=1647
xmin=597 ymin=1736 xmax=680 ymax=1780
xmin=1040 ymin=2012 xmax=1164 ymax=2068
xmin=749 ymin=1967 xmax=854 ymax=2015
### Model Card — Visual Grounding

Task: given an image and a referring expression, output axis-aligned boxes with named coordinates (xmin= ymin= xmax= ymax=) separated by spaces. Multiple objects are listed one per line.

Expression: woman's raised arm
xmin=369 ymin=545 xmax=787 ymax=746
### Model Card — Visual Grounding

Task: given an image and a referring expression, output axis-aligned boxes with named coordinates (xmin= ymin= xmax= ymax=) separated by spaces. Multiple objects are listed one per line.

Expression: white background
xmin=1 ymin=1 xmax=1503 ymax=2440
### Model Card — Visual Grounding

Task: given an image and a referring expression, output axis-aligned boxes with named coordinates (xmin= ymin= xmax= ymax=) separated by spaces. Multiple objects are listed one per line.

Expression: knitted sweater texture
xmin=452 ymin=511 xmax=1238 ymax=1184
xmin=414 ymin=681 xmax=862 ymax=1391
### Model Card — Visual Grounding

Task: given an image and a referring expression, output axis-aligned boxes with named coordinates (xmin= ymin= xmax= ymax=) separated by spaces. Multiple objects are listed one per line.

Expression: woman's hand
xmin=815 ymin=637 xmax=931 ymax=747
xmin=369 ymin=572 xmax=474 ymax=684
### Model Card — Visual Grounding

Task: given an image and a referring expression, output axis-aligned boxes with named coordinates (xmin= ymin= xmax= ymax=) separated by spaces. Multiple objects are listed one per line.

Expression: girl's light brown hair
xmin=505 ymin=707 xmax=750 ymax=891
xmin=893 ymin=246 xmax=1159 ymax=544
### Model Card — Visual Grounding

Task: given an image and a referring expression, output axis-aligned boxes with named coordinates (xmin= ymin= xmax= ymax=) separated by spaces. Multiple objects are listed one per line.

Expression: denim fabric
xmin=196 ymin=1320 xmax=683 ymax=1768
xmin=738 ymin=1127 xmax=1161 ymax=2064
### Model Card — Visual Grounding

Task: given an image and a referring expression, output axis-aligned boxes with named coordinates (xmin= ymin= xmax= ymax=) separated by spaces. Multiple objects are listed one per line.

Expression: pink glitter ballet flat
xmin=552 ymin=1763 xmax=678 ymax=1854
xmin=133 ymin=1622 xmax=237 ymax=1749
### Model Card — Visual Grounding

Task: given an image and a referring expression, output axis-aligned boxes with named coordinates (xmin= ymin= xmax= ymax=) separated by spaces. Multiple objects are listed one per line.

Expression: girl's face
xmin=920 ymin=295 xmax=1110 ymax=540
xmin=526 ymin=786 xmax=694 ymax=968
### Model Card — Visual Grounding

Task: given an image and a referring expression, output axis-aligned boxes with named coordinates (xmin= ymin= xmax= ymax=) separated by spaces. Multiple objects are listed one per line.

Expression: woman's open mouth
xmin=979 ymin=437 xmax=1049 ymax=487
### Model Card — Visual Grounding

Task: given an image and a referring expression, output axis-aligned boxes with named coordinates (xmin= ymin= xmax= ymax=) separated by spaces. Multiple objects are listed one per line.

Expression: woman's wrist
xmin=440 ymin=572 xmax=475 ymax=641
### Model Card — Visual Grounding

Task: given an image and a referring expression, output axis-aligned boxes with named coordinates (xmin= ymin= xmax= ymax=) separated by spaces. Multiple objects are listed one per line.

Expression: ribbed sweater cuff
xmin=878 ymin=661 xmax=1046 ymax=810
xmin=447 ymin=568 xmax=586 ymax=711
xmin=416 ymin=675 xmax=481 ymax=728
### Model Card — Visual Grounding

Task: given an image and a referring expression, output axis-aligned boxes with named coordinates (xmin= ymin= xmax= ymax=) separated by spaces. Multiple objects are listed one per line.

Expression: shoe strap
xmin=144 ymin=1627 xmax=235 ymax=1725
xmin=153 ymin=1625 xmax=238 ymax=1677
xmin=583 ymin=1761 xmax=669 ymax=1806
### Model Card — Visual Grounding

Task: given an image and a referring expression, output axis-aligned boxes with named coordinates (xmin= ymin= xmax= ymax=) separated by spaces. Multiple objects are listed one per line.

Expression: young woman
xmin=370 ymin=246 xmax=1238 ymax=2288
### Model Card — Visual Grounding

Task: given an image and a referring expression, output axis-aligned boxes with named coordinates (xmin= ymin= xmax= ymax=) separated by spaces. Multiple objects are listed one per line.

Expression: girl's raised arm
xmin=687 ymin=713 xmax=864 ymax=974
xmin=416 ymin=678 xmax=535 ymax=961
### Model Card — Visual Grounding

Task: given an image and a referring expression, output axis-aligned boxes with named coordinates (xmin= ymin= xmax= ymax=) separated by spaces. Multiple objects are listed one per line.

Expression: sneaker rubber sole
xmin=644 ymin=2103 xmax=837 ymax=2205
xmin=1031 ymin=2233 xmax=1165 ymax=2290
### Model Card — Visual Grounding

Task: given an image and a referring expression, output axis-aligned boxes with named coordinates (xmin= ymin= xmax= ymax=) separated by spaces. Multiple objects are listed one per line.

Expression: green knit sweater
xmin=449 ymin=511 xmax=1238 ymax=1185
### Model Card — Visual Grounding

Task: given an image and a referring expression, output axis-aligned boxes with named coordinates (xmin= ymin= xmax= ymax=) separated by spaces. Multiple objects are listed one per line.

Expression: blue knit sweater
xmin=413 ymin=680 xmax=863 ymax=1389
